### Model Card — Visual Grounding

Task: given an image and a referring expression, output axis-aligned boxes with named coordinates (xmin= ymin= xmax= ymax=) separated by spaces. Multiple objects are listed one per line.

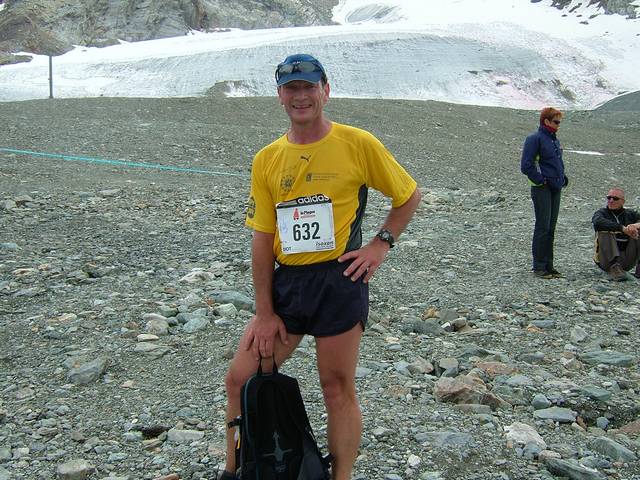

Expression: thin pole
xmin=48 ymin=56 xmax=53 ymax=99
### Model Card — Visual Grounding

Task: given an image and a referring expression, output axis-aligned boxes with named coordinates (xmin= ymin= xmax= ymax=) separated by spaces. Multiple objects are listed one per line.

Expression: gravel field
xmin=1 ymin=96 xmax=639 ymax=480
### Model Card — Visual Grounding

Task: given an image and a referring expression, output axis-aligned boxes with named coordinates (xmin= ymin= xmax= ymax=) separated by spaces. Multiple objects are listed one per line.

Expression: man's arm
xmin=240 ymin=230 xmax=288 ymax=361
xmin=592 ymin=209 xmax=624 ymax=232
xmin=622 ymin=210 xmax=640 ymax=239
xmin=339 ymin=187 xmax=422 ymax=283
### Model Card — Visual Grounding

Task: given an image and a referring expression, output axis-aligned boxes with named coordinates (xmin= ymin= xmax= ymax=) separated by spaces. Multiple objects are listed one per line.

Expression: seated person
xmin=592 ymin=188 xmax=640 ymax=281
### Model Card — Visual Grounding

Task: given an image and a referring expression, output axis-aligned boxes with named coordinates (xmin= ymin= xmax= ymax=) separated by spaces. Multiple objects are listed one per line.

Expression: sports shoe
xmin=608 ymin=263 xmax=629 ymax=282
xmin=214 ymin=470 xmax=239 ymax=480
xmin=533 ymin=270 xmax=553 ymax=279
xmin=547 ymin=268 xmax=562 ymax=278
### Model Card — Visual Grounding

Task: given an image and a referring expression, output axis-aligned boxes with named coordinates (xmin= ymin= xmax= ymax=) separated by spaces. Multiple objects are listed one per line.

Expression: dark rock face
xmin=0 ymin=0 xmax=338 ymax=58
xmin=0 ymin=0 xmax=636 ymax=64
xmin=551 ymin=0 xmax=638 ymax=17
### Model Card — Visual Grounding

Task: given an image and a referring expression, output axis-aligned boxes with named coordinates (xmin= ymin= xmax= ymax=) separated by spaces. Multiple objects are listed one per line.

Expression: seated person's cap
xmin=275 ymin=53 xmax=326 ymax=86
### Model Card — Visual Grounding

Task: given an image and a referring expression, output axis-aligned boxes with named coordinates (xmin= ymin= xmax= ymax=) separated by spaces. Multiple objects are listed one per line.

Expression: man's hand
xmin=623 ymin=224 xmax=640 ymax=239
xmin=338 ymin=241 xmax=389 ymax=283
xmin=240 ymin=312 xmax=288 ymax=361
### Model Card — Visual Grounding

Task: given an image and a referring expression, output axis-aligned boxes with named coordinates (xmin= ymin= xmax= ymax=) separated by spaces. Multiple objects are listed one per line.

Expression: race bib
xmin=276 ymin=194 xmax=335 ymax=254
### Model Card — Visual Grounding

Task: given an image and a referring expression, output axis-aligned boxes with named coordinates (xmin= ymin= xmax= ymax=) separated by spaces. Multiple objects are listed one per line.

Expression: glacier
xmin=0 ymin=0 xmax=638 ymax=109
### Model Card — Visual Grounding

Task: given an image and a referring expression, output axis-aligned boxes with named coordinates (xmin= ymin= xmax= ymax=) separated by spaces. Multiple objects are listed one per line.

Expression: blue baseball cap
xmin=275 ymin=54 xmax=326 ymax=86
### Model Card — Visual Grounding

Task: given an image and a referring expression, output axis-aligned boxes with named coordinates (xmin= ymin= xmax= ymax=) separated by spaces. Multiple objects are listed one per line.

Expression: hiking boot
xmin=634 ymin=264 xmax=640 ymax=279
xmin=533 ymin=270 xmax=553 ymax=279
xmin=215 ymin=470 xmax=239 ymax=480
xmin=547 ymin=268 xmax=562 ymax=278
xmin=608 ymin=263 xmax=629 ymax=282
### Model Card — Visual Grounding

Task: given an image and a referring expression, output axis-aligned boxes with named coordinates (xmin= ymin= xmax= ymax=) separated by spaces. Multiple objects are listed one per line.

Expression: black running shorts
xmin=272 ymin=260 xmax=369 ymax=337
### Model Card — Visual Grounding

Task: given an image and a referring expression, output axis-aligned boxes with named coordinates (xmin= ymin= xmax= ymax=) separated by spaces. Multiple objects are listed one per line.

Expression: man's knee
xmin=224 ymin=362 xmax=251 ymax=398
xmin=320 ymin=373 xmax=356 ymax=409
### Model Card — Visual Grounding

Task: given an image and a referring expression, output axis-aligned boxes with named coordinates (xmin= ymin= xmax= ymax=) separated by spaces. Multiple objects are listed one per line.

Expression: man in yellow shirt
xmin=219 ymin=53 xmax=421 ymax=480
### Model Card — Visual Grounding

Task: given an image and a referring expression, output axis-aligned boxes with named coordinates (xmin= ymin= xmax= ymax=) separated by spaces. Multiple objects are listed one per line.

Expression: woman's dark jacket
xmin=520 ymin=126 xmax=567 ymax=192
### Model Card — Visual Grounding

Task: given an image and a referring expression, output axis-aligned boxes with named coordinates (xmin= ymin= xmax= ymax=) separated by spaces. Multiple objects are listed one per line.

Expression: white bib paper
xmin=276 ymin=194 xmax=335 ymax=254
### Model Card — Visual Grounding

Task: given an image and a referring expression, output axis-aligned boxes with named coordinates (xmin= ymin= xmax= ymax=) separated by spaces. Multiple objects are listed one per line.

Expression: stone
xmin=434 ymin=376 xmax=511 ymax=410
xmin=580 ymin=385 xmax=611 ymax=402
xmin=544 ymin=458 xmax=606 ymax=480
xmin=213 ymin=303 xmax=238 ymax=317
xmin=145 ymin=317 xmax=169 ymax=336
xmin=179 ymin=269 xmax=216 ymax=283
xmin=67 ymin=357 xmax=109 ymax=384
xmin=531 ymin=393 xmax=552 ymax=410
xmin=590 ymin=436 xmax=637 ymax=462
xmin=208 ymin=290 xmax=254 ymax=312
xmin=504 ymin=422 xmax=547 ymax=450
xmin=182 ymin=316 xmax=210 ymax=333
xmin=579 ymin=350 xmax=633 ymax=367
xmin=166 ymin=428 xmax=204 ymax=444
xmin=570 ymin=325 xmax=588 ymax=343
xmin=533 ymin=407 xmax=577 ymax=423
xmin=56 ymin=459 xmax=95 ymax=479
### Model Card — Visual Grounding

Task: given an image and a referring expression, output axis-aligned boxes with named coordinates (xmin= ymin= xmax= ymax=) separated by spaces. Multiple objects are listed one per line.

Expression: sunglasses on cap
xmin=275 ymin=61 xmax=323 ymax=82
xmin=606 ymin=195 xmax=622 ymax=201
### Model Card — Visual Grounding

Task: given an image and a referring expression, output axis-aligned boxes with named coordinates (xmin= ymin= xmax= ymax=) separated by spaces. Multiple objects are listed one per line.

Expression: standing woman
xmin=520 ymin=107 xmax=568 ymax=279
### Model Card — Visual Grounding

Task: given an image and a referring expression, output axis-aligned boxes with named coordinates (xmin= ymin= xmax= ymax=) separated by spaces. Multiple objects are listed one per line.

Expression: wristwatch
xmin=376 ymin=229 xmax=395 ymax=248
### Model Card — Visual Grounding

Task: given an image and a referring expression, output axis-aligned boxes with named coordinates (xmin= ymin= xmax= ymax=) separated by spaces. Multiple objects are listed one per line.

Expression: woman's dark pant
xmin=530 ymin=185 xmax=561 ymax=271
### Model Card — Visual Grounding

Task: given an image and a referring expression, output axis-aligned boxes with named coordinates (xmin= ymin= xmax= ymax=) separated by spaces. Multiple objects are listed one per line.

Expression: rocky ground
xmin=1 ymin=96 xmax=639 ymax=480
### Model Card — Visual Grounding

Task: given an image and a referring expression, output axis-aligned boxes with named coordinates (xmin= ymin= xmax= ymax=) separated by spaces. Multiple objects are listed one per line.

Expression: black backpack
xmin=229 ymin=361 xmax=331 ymax=480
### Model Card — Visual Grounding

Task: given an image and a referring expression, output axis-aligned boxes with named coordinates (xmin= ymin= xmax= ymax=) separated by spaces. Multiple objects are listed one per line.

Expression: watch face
xmin=377 ymin=230 xmax=394 ymax=245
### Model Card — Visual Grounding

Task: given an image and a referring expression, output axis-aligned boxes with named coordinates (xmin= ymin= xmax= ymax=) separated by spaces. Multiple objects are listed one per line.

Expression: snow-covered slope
xmin=0 ymin=0 xmax=638 ymax=109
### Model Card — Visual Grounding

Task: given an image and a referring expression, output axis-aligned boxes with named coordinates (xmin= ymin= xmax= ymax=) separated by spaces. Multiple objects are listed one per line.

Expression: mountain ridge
xmin=0 ymin=0 xmax=637 ymax=66
xmin=0 ymin=0 xmax=339 ymax=62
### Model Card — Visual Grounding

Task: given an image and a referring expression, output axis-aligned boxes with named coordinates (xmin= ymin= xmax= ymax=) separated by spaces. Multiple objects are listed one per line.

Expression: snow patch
xmin=566 ymin=150 xmax=605 ymax=156
xmin=0 ymin=0 xmax=638 ymax=108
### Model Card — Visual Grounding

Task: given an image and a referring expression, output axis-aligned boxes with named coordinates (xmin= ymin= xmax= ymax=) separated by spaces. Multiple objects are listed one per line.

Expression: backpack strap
xmin=227 ymin=416 xmax=241 ymax=429
xmin=256 ymin=355 xmax=278 ymax=376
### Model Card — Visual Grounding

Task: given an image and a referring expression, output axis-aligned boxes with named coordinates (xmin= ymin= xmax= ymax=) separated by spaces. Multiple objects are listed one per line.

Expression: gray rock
xmin=504 ymin=422 xmax=546 ymax=450
xmin=595 ymin=417 xmax=609 ymax=430
xmin=580 ymin=385 xmax=611 ymax=402
xmin=157 ymin=305 xmax=178 ymax=317
xmin=570 ymin=325 xmax=589 ymax=343
xmin=56 ymin=458 xmax=95 ymax=479
xmin=133 ymin=343 xmax=170 ymax=358
xmin=544 ymin=458 xmax=605 ymax=480
xmin=407 ymin=318 xmax=444 ymax=336
xmin=530 ymin=319 xmax=556 ymax=329
xmin=590 ymin=436 xmax=637 ymax=462
xmin=182 ymin=316 xmax=210 ymax=333
xmin=145 ymin=317 xmax=169 ymax=336
xmin=531 ymin=393 xmax=552 ymax=410
xmin=166 ymin=428 xmax=205 ymax=444
xmin=213 ymin=303 xmax=238 ymax=317
xmin=0 ymin=447 xmax=10 ymax=461
xmin=209 ymin=290 xmax=254 ymax=312
xmin=533 ymin=407 xmax=577 ymax=423
xmin=67 ymin=357 xmax=109 ymax=384
xmin=579 ymin=350 xmax=634 ymax=367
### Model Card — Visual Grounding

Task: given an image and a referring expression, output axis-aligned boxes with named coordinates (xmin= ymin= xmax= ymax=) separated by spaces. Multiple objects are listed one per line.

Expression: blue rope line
xmin=0 ymin=147 xmax=248 ymax=178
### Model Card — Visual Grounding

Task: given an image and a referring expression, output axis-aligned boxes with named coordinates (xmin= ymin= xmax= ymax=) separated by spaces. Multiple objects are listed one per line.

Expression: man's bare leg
xmin=222 ymin=331 xmax=303 ymax=474
xmin=315 ymin=323 xmax=363 ymax=480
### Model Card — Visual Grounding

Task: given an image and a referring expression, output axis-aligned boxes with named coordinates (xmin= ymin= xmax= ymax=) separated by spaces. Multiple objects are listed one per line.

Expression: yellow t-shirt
xmin=245 ymin=122 xmax=417 ymax=265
